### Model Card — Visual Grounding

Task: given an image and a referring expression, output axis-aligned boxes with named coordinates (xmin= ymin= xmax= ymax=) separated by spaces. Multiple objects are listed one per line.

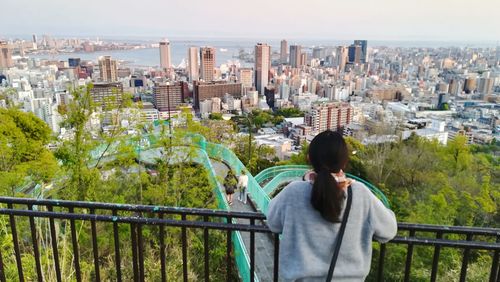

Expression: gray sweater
xmin=267 ymin=180 xmax=397 ymax=281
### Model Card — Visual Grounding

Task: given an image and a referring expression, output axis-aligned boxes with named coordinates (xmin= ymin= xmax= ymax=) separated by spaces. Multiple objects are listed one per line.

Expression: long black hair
xmin=308 ymin=130 xmax=349 ymax=223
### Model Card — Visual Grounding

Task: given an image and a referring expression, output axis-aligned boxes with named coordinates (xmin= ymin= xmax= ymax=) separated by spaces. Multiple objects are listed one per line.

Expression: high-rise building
xmin=300 ymin=52 xmax=307 ymax=67
xmin=304 ymin=102 xmax=353 ymax=132
xmin=348 ymin=44 xmax=362 ymax=64
xmin=238 ymin=68 xmax=253 ymax=88
xmin=354 ymin=40 xmax=368 ymax=63
xmin=159 ymin=39 xmax=172 ymax=70
xmin=280 ymin=40 xmax=288 ymax=64
xmin=152 ymin=82 xmax=185 ymax=111
xmin=187 ymin=47 xmax=199 ymax=82
xmin=289 ymin=45 xmax=302 ymax=68
xmin=194 ymin=81 xmax=242 ymax=108
xmin=448 ymin=79 xmax=460 ymax=95
xmin=255 ymin=43 xmax=271 ymax=94
xmin=98 ymin=56 xmax=117 ymax=82
xmin=0 ymin=41 xmax=13 ymax=69
xmin=464 ymin=78 xmax=477 ymax=94
xmin=200 ymin=47 xmax=216 ymax=81
xmin=336 ymin=46 xmax=348 ymax=71
xmin=90 ymin=82 xmax=123 ymax=108
xmin=312 ymin=47 xmax=325 ymax=59
xmin=68 ymin=58 xmax=81 ymax=68
xmin=478 ymin=78 xmax=494 ymax=95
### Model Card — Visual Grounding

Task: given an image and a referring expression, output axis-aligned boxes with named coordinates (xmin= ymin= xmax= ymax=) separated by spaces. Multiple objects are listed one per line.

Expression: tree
xmin=275 ymin=107 xmax=304 ymax=118
xmin=0 ymin=108 xmax=58 ymax=195
xmin=208 ymin=112 xmax=223 ymax=120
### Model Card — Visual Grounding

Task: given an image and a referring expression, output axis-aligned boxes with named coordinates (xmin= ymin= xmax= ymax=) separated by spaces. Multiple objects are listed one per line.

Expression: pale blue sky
xmin=2 ymin=0 xmax=499 ymax=42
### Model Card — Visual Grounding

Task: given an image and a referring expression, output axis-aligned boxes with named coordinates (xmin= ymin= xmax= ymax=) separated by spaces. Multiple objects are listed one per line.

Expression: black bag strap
xmin=326 ymin=186 xmax=353 ymax=281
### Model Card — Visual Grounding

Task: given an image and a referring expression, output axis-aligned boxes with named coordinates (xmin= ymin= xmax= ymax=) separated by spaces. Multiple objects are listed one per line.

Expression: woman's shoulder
xmin=350 ymin=181 xmax=377 ymax=201
xmin=280 ymin=181 xmax=312 ymax=197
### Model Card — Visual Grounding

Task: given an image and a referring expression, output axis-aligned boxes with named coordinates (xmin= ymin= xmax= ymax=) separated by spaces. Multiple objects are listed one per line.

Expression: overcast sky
xmin=2 ymin=0 xmax=499 ymax=42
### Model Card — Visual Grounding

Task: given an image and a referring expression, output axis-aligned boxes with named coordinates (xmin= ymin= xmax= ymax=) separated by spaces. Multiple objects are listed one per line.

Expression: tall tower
xmin=336 ymin=46 xmax=348 ymax=71
xmin=280 ymin=40 xmax=288 ymax=64
xmin=255 ymin=43 xmax=271 ymax=94
xmin=98 ymin=56 xmax=117 ymax=82
xmin=159 ymin=39 xmax=172 ymax=70
xmin=348 ymin=44 xmax=362 ymax=64
xmin=354 ymin=40 xmax=368 ymax=63
xmin=289 ymin=45 xmax=302 ymax=68
xmin=187 ymin=47 xmax=199 ymax=82
xmin=200 ymin=47 xmax=216 ymax=81
xmin=238 ymin=68 xmax=253 ymax=88
xmin=0 ymin=41 xmax=13 ymax=69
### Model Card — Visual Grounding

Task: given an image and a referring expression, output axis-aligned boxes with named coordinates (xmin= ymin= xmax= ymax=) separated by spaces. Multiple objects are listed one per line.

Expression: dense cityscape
xmin=1 ymin=36 xmax=499 ymax=153
xmin=0 ymin=0 xmax=499 ymax=280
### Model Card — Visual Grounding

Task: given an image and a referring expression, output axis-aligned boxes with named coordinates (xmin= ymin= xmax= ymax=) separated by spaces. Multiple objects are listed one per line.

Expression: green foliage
xmin=208 ymin=112 xmax=223 ymax=120
xmin=0 ymin=108 xmax=57 ymax=195
xmin=231 ymin=135 xmax=279 ymax=175
xmin=440 ymin=102 xmax=450 ymax=110
xmin=232 ymin=109 xmax=285 ymax=130
xmin=283 ymin=141 xmax=309 ymax=165
xmin=274 ymin=107 xmax=304 ymax=118
xmin=357 ymin=135 xmax=498 ymax=281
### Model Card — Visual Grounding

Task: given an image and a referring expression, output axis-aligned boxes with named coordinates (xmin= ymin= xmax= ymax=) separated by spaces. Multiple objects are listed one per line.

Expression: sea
xmin=27 ymin=38 xmax=499 ymax=68
xmin=29 ymin=39 xmax=262 ymax=68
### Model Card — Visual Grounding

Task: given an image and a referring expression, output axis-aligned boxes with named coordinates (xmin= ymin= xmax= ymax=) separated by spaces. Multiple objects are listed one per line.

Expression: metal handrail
xmin=0 ymin=198 xmax=498 ymax=282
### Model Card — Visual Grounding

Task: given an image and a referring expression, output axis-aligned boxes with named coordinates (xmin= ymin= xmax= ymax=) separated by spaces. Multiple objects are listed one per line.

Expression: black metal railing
xmin=0 ymin=197 xmax=498 ymax=282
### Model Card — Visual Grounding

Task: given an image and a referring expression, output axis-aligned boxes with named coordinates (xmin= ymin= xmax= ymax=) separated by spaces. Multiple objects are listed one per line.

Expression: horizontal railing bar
xmin=398 ymin=223 xmax=500 ymax=236
xmin=0 ymin=197 xmax=497 ymax=235
xmin=0 ymin=209 xmax=271 ymax=233
xmin=1 ymin=209 xmax=498 ymax=249
xmin=391 ymin=236 xmax=500 ymax=251
xmin=0 ymin=197 xmax=266 ymax=220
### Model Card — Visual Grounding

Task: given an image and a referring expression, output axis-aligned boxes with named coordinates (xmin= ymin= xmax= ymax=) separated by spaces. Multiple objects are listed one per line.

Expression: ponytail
xmin=311 ymin=169 xmax=345 ymax=223
xmin=307 ymin=130 xmax=349 ymax=223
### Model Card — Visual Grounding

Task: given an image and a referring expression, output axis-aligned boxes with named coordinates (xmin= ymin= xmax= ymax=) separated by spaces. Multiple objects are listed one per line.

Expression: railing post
xmin=404 ymin=230 xmax=416 ymax=282
xmin=112 ymin=210 xmax=122 ymax=282
xmin=181 ymin=214 xmax=188 ymax=282
xmin=490 ymin=235 xmax=500 ymax=282
xmin=47 ymin=205 xmax=62 ymax=282
xmin=90 ymin=208 xmax=100 ymax=281
xmin=130 ymin=223 xmax=139 ymax=282
xmin=226 ymin=215 xmax=232 ymax=282
xmin=68 ymin=207 xmax=81 ymax=282
xmin=273 ymin=233 xmax=280 ymax=282
xmin=28 ymin=204 xmax=44 ymax=282
xmin=377 ymin=243 xmax=386 ymax=282
xmin=159 ymin=213 xmax=167 ymax=282
xmin=137 ymin=223 xmax=145 ymax=281
xmin=250 ymin=218 xmax=255 ymax=282
xmin=7 ymin=203 xmax=24 ymax=282
xmin=203 ymin=215 xmax=210 ymax=282
xmin=459 ymin=233 xmax=473 ymax=282
xmin=430 ymin=231 xmax=443 ymax=282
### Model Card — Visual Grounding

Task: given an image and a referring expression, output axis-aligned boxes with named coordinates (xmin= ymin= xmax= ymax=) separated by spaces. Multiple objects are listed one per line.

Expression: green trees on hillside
xmin=0 ymin=108 xmax=58 ymax=195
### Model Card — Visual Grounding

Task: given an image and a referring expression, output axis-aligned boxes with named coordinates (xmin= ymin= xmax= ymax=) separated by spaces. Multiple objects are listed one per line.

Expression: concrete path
xmin=209 ymin=159 xmax=279 ymax=282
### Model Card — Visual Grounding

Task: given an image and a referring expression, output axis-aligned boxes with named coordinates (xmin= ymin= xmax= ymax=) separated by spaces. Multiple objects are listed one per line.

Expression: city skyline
xmin=2 ymin=0 xmax=500 ymax=42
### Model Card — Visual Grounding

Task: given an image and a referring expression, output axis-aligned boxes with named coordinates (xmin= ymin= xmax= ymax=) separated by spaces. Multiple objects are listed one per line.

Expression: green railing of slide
xmin=90 ymin=133 xmax=257 ymax=282
xmin=253 ymin=164 xmax=391 ymax=209
xmin=189 ymin=147 xmax=255 ymax=282
xmin=92 ymin=130 xmax=390 ymax=281
xmin=189 ymin=133 xmax=390 ymax=210
xmin=190 ymin=136 xmax=272 ymax=215
xmin=262 ymin=169 xmax=309 ymax=194
xmin=254 ymin=165 xmax=310 ymax=183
